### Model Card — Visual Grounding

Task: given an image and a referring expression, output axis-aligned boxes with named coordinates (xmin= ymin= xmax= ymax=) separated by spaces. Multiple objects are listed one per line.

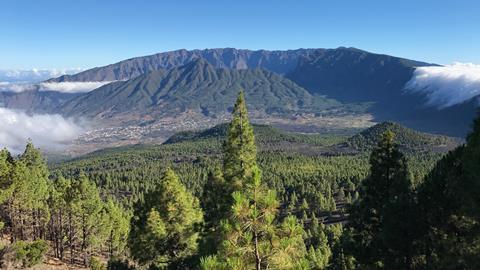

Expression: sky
xmin=0 ymin=0 xmax=478 ymax=69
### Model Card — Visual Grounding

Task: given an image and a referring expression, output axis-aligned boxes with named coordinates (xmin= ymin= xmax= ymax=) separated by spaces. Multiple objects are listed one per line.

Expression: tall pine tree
xmin=129 ymin=168 xmax=203 ymax=269
xmin=201 ymin=91 xmax=310 ymax=270
xmin=347 ymin=131 xmax=414 ymax=269
xmin=414 ymin=114 xmax=480 ymax=268
xmin=223 ymin=91 xmax=258 ymax=192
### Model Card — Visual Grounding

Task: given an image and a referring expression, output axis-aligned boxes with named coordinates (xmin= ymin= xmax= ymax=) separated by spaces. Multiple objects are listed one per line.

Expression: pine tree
xmin=0 ymin=149 xmax=14 ymax=201
xmin=200 ymin=166 xmax=229 ymax=255
xmin=462 ymin=115 xmax=480 ymax=219
xmin=3 ymin=142 xmax=50 ymax=241
xmin=201 ymin=166 xmax=231 ymax=231
xmin=305 ymin=215 xmax=332 ymax=269
xmin=223 ymin=91 xmax=258 ymax=192
xmin=347 ymin=130 xmax=414 ymax=269
xmin=413 ymin=115 xmax=480 ymax=268
xmin=201 ymin=91 xmax=310 ymax=270
xmin=47 ymin=176 xmax=71 ymax=260
xmin=129 ymin=168 xmax=203 ymax=269
xmin=0 ymin=149 xmax=15 ymax=230
xmin=103 ymin=199 xmax=130 ymax=257
xmin=67 ymin=173 xmax=107 ymax=265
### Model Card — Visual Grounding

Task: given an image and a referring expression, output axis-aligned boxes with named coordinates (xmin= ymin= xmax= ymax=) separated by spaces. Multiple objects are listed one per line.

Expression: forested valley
xmin=0 ymin=91 xmax=479 ymax=269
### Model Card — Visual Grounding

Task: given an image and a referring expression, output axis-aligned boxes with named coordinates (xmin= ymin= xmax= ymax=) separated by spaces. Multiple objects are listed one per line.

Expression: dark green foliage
xmin=128 ymin=168 xmax=203 ymax=269
xmin=223 ymin=91 xmax=258 ymax=191
xmin=415 ymin=147 xmax=470 ymax=268
xmin=347 ymin=131 xmax=414 ymax=269
xmin=89 ymin=256 xmax=107 ymax=270
xmin=53 ymin=121 xmax=445 ymax=215
xmin=88 ymin=257 xmax=107 ymax=270
xmin=12 ymin=240 xmax=48 ymax=268
xmin=3 ymin=142 xmax=50 ymax=242
xmin=47 ymin=120 xmax=452 ymax=269
xmin=201 ymin=167 xmax=228 ymax=227
xmin=413 ymin=115 xmax=480 ymax=269
xmin=462 ymin=115 xmax=480 ymax=218
xmin=107 ymin=258 xmax=136 ymax=270
xmin=0 ymin=143 xmax=131 ymax=267
xmin=344 ymin=122 xmax=461 ymax=153
xmin=202 ymin=91 xmax=311 ymax=269
xmin=199 ymin=167 xmax=228 ymax=256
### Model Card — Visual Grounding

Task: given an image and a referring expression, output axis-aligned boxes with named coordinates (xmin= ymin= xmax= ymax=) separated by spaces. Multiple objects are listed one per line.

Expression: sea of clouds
xmin=0 ymin=108 xmax=84 ymax=154
xmin=0 ymin=68 xmax=113 ymax=93
xmin=0 ymin=69 xmax=92 ymax=153
xmin=0 ymin=68 xmax=84 ymax=83
xmin=0 ymin=81 xmax=113 ymax=93
xmin=406 ymin=63 xmax=480 ymax=108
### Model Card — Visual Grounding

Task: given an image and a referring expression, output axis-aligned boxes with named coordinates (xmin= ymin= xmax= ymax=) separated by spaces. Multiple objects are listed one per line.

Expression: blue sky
xmin=1 ymin=0 xmax=478 ymax=69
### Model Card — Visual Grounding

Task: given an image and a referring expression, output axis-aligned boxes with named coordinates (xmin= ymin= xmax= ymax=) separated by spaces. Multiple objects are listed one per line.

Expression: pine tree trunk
xmin=254 ymin=230 xmax=261 ymax=270
xmin=253 ymin=181 xmax=261 ymax=270
xmin=82 ymin=215 xmax=87 ymax=266
xmin=32 ymin=209 xmax=37 ymax=240
xmin=109 ymin=230 xmax=113 ymax=257
xmin=69 ymin=213 xmax=74 ymax=264
xmin=59 ymin=209 xmax=64 ymax=260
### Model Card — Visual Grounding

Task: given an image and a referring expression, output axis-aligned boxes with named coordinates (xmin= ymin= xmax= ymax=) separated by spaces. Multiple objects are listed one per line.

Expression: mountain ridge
xmin=46 ymin=47 xmax=434 ymax=83
xmin=3 ymin=47 xmax=477 ymax=138
xmin=46 ymin=48 xmax=320 ymax=82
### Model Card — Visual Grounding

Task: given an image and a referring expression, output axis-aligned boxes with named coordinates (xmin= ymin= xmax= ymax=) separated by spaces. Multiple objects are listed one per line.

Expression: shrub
xmin=107 ymin=257 xmax=135 ymax=270
xmin=89 ymin=256 xmax=107 ymax=270
xmin=13 ymin=240 xmax=48 ymax=267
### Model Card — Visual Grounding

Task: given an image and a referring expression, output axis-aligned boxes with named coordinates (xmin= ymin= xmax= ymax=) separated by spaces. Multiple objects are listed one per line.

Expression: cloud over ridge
xmin=0 ymin=81 xmax=113 ymax=93
xmin=406 ymin=63 xmax=480 ymax=108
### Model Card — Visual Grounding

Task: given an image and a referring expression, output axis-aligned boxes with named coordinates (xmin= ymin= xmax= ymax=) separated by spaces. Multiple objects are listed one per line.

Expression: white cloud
xmin=0 ymin=108 xmax=84 ymax=153
xmin=0 ymin=68 xmax=110 ymax=94
xmin=0 ymin=68 xmax=84 ymax=83
xmin=406 ymin=63 xmax=480 ymax=108
xmin=0 ymin=81 xmax=113 ymax=93
xmin=38 ymin=81 xmax=114 ymax=93
xmin=0 ymin=82 xmax=37 ymax=93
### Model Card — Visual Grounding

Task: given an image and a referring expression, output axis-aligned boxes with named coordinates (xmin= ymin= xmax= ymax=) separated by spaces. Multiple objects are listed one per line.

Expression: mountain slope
xmin=47 ymin=48 xmax=317 ymax=82
xmin=42 ymin=46 xmax=477 ymax=137
xmin=60 ymin=59 xmax=344 ymax=121
xmin=286 ymin=47 xmax=434 ymax=102
xmin=0 ymin=90 xmax=79 ymax=114
xmin=283 ymin=47 xmax=480 ymax=136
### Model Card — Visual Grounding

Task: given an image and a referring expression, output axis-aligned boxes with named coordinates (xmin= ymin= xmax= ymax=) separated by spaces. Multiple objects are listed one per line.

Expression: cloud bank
xmin=38 ymin=81 xmax=113 ymax=93
xmin=0 ymin=81 xmax=113 ymax=93
xmin=0 ymin=108 xmax=84 ymax=153
xmin=406 ymin=63 xmax=480 ymax=108
xmin=0 ymin=68 xmax=110 ymax=93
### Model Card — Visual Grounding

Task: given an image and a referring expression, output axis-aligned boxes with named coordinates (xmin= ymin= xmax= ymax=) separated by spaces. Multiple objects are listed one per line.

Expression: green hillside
xmin=60 ymin=58 xmax=346 ymax=120
xmin=164 ymin=123 xmax=346 ymax=146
